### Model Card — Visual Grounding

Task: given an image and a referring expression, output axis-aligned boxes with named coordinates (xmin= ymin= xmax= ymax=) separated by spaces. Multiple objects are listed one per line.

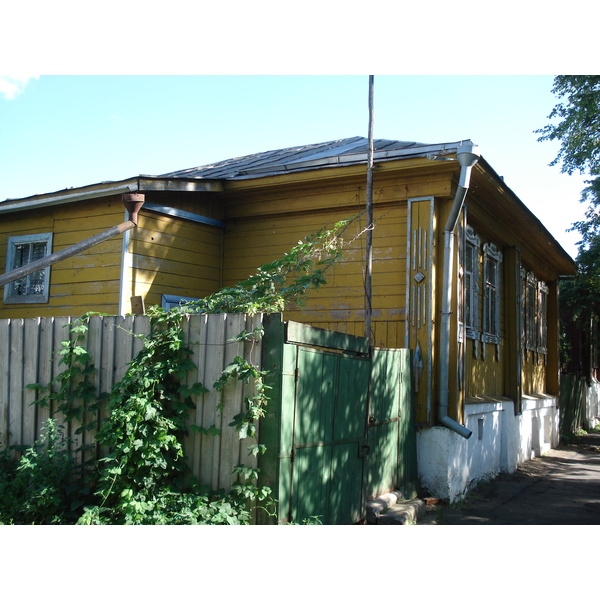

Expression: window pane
xmin=5 ymin=235 xmax=51 ymax=303
xmin=30 ymin=241 xmax=47 ymax=262
xmin=12 ymin=244 xmax=30 ymax=269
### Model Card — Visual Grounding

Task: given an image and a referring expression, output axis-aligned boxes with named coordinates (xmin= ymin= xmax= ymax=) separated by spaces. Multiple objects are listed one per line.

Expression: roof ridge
xmin=161 ymin=136 xmax=367 ymax=177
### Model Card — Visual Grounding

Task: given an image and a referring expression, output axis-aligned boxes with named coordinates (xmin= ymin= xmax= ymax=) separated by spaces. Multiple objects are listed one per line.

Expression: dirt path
xmin=419 ymin=430 xmax=600 ymax=525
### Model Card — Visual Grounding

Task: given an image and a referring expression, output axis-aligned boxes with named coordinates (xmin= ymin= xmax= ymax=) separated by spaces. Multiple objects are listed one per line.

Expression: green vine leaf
xmin=190 ymin=424 xmax=221 ymax=437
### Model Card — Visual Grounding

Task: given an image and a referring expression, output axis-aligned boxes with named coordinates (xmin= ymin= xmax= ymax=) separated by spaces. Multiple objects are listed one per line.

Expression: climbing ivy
xmin=8 ymin=217 xmax=355 ymax=524
xmin=182 ymin=217 xmax=352 ymax=315
xmin=27 ymin=313 xmax=109 ymax=438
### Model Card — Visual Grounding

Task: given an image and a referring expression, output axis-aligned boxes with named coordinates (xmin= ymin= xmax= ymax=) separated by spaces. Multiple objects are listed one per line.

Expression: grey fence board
xmin=0 ymin=313 xmax=263 ymax=491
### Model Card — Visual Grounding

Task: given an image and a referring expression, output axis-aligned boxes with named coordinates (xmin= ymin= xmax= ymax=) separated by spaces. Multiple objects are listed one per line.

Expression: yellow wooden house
xmin=0 ymin=137 xmax=577 ymax=498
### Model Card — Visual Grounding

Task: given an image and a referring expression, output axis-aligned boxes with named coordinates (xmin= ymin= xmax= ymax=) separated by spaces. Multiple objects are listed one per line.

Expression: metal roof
xmin=0 ymin=136 xmax=467 ymax=210
xmin=160 ymin=136 xmax=464 ymax=180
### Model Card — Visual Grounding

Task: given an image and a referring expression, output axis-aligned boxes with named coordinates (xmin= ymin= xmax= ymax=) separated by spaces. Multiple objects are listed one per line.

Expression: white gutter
xmin=437 ymin=142 xmax=480 ymax=439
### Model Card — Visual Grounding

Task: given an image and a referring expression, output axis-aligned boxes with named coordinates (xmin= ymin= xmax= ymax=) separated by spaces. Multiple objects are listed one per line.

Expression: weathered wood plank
xmin=83 ymin=315 xmax=103 ymax=463
xmin=22 ymin=318 xmax=41 ymax=448
xmin=205 ymin=313 xmax=227 ymax=489
xmin=287 ymin=320 xmax=369 ymax=354
xmin=238 ymin=314 xmax=264 ymax=472
xmin=218 ymin=313 xmax=245 ymax=490
xmin=0 ymin=313 xmax=265 ymax=493
xmin=8 ymin=319 xmax=24 ymax=449
xmin=0 ymin=319 xmax=10 ymax=448
xmin=35 ymin=317 xmax=54 ymax=434
xmin=51 ymin=317 xmax=71 ymax=441
xmin=187 ymin=313 xmax=209 ymax=479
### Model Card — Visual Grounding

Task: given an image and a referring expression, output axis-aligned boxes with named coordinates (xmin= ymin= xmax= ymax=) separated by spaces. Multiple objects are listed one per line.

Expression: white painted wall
xmin=417 ymin=396 xmax=560 ymax=502
xmin=584 ymin=380 xmax=600 ymax=431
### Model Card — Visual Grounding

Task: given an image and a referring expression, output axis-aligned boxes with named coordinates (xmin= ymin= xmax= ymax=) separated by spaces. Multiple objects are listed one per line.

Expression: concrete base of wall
xmin=417 ymin=395 xmax=560 ymax=503
xmin=584 ymin=379 xmax=600 ymax=431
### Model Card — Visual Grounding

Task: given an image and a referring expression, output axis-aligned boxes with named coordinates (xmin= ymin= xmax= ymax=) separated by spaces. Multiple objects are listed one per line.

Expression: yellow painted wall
xmin=127 ymin=210 xmax=223 ymax=309
xmin=222 ymin=170 xmax=426 ymax=349
xmin=0 ymin=198 xmax=124 ymax=318
xmin=463 ymin=224 xmax=552 ymax=400
xmin=522 ymin=352 xmax=546 ymax=395
xmin=463 ymin=225 xmax=508 ymax=399
xmin=1 ymin=192 xmax=226 ymax=318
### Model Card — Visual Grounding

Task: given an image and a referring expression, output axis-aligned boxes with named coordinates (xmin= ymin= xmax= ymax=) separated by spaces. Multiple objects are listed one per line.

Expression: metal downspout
xmin=438 ymin=142 xmax=479 ymax=439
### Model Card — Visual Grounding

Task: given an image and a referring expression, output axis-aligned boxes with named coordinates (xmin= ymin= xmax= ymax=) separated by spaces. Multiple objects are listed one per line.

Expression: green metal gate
xmin=259 ymin=315 xmax=416 ymax=525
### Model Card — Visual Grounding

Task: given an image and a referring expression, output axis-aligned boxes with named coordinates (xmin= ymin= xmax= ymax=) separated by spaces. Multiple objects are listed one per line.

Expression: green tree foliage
xmin=537 ymin=76 xmax=600 ymax=178
xmin=537 ymin=76 xmax=600 ymax=251
xmin=537 ymin=76 xmax=600 ymax=368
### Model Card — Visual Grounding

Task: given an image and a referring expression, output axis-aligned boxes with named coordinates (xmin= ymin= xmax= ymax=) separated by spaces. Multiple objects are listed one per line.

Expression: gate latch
xmin=360 ymin=444 xmax=370 ymax=458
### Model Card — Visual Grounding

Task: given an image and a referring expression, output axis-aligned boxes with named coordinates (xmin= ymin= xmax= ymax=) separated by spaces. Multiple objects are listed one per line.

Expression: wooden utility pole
xmin=365 ymin=75 xmax=374 ymax=342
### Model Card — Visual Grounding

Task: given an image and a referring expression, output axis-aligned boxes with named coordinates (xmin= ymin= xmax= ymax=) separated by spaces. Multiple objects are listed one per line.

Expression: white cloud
xmin=0 ymin=75 xmax=39 ymax=100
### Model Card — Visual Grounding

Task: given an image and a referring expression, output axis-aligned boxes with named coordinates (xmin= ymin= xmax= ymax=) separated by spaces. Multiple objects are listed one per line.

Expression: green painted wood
xmin=256 ymin=313 xmax=285 ymax=524
xmin=291 ymin=446 xmax=331 ymax=523
xmin=264 ymin=318 xmax=415 ymax=524
xmin=366 ymin=348 xmax=418 ymax=500
xmin=397 ymin=349 xmax=418 ymax=494
xmin=366 ymin=348 xmax=400 ymax=497
xmin=286 ymin=345 xmax=369 ymax=524
xmin=286 ymin=320 xmax=369 ymax=355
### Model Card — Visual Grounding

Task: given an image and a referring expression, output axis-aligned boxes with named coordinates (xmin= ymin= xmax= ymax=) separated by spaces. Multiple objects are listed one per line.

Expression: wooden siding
xmin=463 ymin=223 xmax=509 ymax=399
xmin=223 ymin=200 xmax=408 ymax=349
xmin=127 ymin=210 xmax=223 ymax=309
xmin=463 ymin=220 xmax=558 ymax=401
xmin=0 ymin=199 xmax=124 ymax=318
xmin=0 ymin=313 xmax=262 ymax=492
xmin=407 ymin=197 xmax=436 ymax=425
xmin=143 ymin=190 xmax=226 ymax=223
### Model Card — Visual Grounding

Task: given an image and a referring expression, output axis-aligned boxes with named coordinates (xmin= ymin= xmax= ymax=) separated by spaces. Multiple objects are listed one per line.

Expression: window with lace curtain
xmin=3 ymin=233 xmax=53 ymax=304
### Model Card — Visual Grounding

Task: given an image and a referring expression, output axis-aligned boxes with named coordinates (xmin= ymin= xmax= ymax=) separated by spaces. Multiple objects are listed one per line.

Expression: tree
xmin=537 ymin=76 xmax=600 ymax=374
xmin=537 ymin=76 xmax=600 ymax=248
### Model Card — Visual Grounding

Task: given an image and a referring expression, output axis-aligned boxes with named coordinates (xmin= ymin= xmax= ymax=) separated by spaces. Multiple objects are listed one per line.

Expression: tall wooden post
xmin=365 ymin=75 xmax=374 ymax=342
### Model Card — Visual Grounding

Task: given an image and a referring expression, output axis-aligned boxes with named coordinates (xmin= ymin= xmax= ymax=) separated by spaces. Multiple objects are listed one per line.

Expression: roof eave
xmin=473 ymin=157 xmax=577 ymax=275
xmin=0 ymin=176 xmax=223 ymax=214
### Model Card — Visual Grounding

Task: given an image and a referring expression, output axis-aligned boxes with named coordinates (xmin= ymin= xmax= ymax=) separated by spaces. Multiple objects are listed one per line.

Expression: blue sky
xmin=0 ymin=74 xmax=589 ymax=258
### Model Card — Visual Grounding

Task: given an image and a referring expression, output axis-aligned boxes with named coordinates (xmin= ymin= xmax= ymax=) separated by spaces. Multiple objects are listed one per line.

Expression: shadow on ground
xmin=419 ymin=430 xmax=600 ymax=525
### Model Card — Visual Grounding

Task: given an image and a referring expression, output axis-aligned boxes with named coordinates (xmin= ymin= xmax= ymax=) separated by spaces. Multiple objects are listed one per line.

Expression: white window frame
xmin=3 ymin=233 xmax=53 ymax=304
xmin=464 ymin=226 xmax=480 ymax=340
xmin=482 ymin=242 xmax=502 ymax=345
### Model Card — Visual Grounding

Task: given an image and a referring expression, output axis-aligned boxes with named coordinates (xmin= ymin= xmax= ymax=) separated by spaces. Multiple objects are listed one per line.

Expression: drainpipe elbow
xmin=440 ymin=416 xmax=473 ymax=439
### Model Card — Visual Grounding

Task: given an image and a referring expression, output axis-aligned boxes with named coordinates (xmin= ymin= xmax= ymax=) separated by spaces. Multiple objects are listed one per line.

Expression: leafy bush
xmin=0 ymin=419 xmax=90 ymax=524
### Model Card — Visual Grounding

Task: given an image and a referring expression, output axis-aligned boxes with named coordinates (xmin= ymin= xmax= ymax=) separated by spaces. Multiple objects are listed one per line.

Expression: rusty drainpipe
xmin=0 ymin=193 xmax=145 ymax=288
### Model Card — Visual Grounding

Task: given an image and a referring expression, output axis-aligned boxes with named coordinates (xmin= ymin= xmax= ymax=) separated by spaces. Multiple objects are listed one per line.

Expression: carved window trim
xmin=482 ymin=242 xmax=502 ymax=346
xmin=537 ymin=281 xmax=549 ymax=355
xmin=464 ymin=226 xmax=481 ymax=342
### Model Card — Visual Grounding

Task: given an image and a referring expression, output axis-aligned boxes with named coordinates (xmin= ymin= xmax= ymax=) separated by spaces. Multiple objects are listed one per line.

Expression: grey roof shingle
xmin=160 ymin=136 xmax=436 ymax=180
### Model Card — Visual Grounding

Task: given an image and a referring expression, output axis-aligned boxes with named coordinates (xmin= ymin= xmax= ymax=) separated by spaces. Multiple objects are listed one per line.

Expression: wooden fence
xmin=0 ymin=313 xmax=263 ymax=492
